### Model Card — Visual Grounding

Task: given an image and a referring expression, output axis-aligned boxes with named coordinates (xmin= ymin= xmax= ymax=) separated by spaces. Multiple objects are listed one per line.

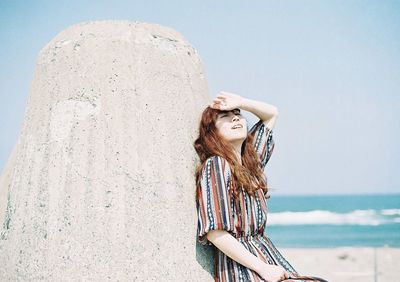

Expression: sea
xmin=264 ymin=194 xmax=400 ymax=248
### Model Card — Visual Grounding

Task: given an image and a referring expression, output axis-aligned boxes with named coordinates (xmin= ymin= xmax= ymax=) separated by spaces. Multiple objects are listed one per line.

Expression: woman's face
xmin=215 ymin=108 xmax=247 ymax=143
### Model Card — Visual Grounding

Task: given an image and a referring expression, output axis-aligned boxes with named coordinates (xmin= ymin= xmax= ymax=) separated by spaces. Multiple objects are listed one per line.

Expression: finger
xmin=213 ymin=99 xmax=227 ymax=108
xmin=209 ymin=101 xmax=220 ymax=108
xmin=212 ymin=98 xmax=223 ymax=103
xmin=277 ymin=271 xmax=287 ymax=281
xmin=214 ymin=97 xmax=225 ymax=103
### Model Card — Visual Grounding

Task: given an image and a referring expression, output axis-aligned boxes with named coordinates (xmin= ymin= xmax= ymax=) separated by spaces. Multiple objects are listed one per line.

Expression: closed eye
xmin=219 ymin=111 xmax=240 ymax=118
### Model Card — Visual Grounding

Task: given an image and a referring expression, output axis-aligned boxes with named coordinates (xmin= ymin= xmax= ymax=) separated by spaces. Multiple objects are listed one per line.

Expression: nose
xmin=232 ymin=115 xmax=239 ymax=122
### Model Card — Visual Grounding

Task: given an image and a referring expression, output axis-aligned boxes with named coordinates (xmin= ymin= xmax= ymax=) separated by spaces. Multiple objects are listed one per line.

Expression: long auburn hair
xmin=194 ymin=106 xmax=269 ymax=198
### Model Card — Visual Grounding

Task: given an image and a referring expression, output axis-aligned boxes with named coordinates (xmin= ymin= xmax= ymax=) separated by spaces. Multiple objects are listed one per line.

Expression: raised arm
xmin=210 ymin=91 xmax=279 ymax=130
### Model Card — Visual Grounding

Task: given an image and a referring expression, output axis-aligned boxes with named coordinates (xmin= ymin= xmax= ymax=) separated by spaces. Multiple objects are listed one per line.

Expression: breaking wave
xmin=268 ymin=209 xmax=400 ymax=226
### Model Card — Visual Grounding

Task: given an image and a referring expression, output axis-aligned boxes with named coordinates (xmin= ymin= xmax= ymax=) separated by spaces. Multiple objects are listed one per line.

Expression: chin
xmin=229 ymin=135 xmax=247 ymax=142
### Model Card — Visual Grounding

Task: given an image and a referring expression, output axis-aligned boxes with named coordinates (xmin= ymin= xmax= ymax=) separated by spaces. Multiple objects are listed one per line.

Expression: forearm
xmin=239 ymin=97 xmax=278 ymax=121
xmin=207 ymin=230 xmax=265 ymax=274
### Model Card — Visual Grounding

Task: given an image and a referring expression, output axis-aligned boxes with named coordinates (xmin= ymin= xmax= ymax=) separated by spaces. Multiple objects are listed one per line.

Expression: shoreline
xmin=280 ymin=247 xmax=399 ymax=282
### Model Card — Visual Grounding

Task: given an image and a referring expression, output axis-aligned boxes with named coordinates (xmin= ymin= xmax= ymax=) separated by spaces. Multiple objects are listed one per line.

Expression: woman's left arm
xmin=211 ymin=91 xmax=278 ymax=129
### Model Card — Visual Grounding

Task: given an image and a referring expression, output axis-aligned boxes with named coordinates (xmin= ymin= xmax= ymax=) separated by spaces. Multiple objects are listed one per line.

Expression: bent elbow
xmin=274 ymin=107 xmax=279 ymax=117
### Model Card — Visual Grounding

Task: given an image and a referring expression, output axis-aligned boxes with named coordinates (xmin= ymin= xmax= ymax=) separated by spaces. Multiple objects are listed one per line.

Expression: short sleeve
xmin=249 ymin=120 xmax=275 ymax=170
xmin=196 ymin=156 xmax=235 ymax=246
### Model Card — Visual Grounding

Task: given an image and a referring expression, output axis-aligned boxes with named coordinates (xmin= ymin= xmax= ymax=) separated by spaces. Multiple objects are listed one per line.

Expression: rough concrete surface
xmin=0 ymin=21 xmax=214 ymax=281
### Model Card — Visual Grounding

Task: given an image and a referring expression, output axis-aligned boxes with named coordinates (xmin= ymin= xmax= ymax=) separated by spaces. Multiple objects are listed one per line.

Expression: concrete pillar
xmin=0 ymin=20 xmax=213 ymax=281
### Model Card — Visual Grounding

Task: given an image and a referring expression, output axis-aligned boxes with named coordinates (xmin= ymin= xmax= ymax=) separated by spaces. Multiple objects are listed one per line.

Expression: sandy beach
xmin=280 ymin=247 xmax=399 ymax=282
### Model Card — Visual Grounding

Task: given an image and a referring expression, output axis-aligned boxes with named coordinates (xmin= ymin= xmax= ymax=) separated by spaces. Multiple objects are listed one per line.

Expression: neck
xmin=232 ymin=141 xmax=243 ymax=165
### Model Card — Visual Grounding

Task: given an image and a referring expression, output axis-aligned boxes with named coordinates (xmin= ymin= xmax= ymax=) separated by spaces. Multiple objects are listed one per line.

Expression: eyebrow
xmin=218 ymin=109 xmax=241 ymax=116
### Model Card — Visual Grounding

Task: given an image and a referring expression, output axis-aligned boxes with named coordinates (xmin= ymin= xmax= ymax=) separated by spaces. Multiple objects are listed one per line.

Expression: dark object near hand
xmin=283 ymin=275 xmax=329 ymax=282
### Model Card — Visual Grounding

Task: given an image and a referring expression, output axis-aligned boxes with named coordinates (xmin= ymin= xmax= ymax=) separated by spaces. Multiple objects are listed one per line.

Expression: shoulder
xmin=202 ymin=156 xmax=232 ymax=177
xmin=204 ymin=155 xmax=230 ymax=168
xmin=249 ymin=119 xmax=275 ymax=135
xmin=200 ymin=156 xmax=233 ymax=191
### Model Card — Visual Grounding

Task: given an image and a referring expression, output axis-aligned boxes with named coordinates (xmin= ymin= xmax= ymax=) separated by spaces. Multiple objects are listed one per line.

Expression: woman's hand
xmin=257 ymin=263 xmax=290 ymax=282
xmin=209 ymin=91 xmax=243 ymax=111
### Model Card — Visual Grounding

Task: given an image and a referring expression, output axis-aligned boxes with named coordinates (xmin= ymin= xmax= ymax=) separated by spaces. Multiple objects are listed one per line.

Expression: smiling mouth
xmin=231 ymin=124 xmax=243 ymax=129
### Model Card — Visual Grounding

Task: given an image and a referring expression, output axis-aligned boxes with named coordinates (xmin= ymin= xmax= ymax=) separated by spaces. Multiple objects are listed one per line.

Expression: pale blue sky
xmin=0 ymin=1 xmax=399 ymax=195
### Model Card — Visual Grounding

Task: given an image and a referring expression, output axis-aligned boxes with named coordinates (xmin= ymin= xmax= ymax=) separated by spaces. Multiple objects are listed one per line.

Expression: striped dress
xmin=196 ymin=120 xmax=326 ymax=282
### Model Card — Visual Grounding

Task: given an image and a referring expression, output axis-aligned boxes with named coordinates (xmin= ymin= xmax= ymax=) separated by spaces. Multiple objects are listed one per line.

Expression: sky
xmin=0 ymin=0 xmax=399 ymax=195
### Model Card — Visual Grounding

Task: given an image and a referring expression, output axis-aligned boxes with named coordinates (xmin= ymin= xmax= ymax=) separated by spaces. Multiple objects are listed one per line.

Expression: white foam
xmin=381 ymin=209 xmax=400 ymax=216
xmin=268 ymin=209 xmax=398 ymax=226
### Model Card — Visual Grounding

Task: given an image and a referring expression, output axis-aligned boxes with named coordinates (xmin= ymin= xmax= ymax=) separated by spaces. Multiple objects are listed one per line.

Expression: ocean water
xmin=264 ymin=194 xmax=400 ymax=248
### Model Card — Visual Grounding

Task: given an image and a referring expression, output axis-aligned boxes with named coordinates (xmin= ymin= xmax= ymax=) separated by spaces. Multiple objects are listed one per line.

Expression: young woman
xmin=194 ymin=92 xmax=327 ymax=282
